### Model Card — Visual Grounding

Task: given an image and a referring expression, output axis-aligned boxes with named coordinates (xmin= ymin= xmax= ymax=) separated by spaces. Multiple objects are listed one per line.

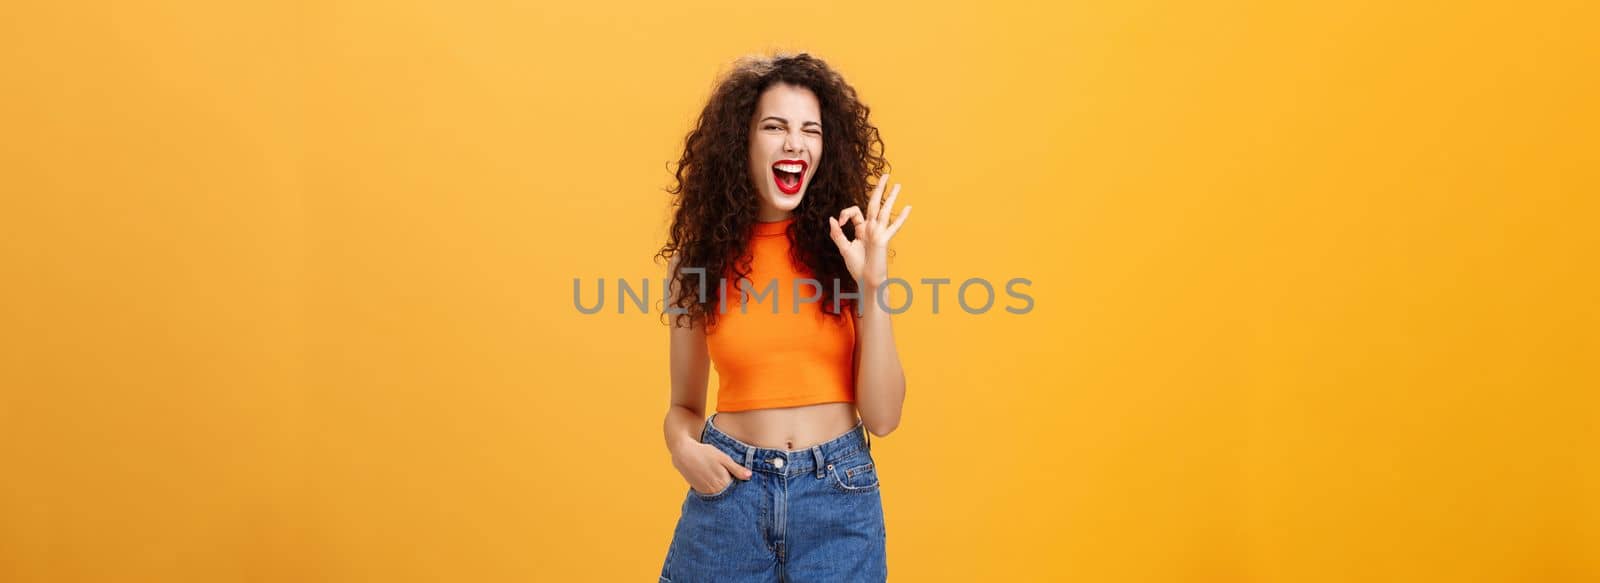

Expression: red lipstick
xmin=771 ymin=159 xmax=808 ymax=195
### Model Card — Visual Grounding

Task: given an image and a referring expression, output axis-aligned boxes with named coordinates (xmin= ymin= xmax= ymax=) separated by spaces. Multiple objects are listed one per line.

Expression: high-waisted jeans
xmin=660 ymin=413 xmax=887 ymax=582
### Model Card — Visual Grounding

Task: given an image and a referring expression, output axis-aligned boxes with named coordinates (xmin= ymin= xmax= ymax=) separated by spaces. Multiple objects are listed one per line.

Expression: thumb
xmin=720 ymin=455 xmax=753 ymax=480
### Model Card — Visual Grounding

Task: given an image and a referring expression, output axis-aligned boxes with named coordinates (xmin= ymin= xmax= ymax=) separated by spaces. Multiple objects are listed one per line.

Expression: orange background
xmin=2 ymin=1 xmax=1596 ymax=581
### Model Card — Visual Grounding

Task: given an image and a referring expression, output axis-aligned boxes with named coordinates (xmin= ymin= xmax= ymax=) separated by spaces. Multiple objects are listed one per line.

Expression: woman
xmin=656 ymin=52 xmax=912 ymax=583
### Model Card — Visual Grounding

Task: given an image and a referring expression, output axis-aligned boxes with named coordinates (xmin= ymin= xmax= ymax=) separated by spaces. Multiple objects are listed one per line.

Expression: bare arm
xmin=852 ymin=283 xmax=907 ymax=437
xmin=830 ymin=175 xmax=913 ymax=438
xmin=663 ymin=256 xmax=752 ymax=492
xmin=664 ymin=255 xmax=712 ymax=452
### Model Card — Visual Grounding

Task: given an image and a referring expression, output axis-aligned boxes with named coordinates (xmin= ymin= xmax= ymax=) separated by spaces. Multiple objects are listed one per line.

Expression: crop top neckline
xmin=752 ymin=217 xmax=794 ymax=238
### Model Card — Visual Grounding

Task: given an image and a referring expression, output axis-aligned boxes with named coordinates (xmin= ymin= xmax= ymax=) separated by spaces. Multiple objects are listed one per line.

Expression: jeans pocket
xmin=827 ymin=453 xmax=881 ymax=493
xmin=689 ymin=475 xmax=739 ymax=501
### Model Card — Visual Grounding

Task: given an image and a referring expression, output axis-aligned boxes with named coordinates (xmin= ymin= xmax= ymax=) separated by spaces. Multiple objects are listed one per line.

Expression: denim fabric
xmin=660 ymin=413 xmax=887 ymax=582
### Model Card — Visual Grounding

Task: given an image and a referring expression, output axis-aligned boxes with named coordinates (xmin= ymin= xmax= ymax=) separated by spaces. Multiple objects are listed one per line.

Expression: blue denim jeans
xmin=660 ymin=413 xmax=887 ymax=582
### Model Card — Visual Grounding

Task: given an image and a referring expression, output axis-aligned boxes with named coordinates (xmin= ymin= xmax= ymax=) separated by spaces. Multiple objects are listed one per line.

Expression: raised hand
xmin=828 ymin=174 xmax=912 ymax=290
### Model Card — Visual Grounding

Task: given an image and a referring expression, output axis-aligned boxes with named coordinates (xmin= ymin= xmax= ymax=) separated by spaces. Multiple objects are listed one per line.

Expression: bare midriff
xmin=712 ymin=401 xmax=860 ymax=451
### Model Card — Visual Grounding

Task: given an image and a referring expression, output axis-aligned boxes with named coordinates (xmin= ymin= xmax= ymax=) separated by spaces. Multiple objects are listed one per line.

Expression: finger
xmin=720 ymin=455 xmax=753 ymax=479
xmin=879 ymin=184 xmax=901 ymax=227
xmin=828 ymin=216 xmax=850 ymax=249
xmin=696 ymin=475 xmax=729 ymax=495
xmin=838 ymin=207 xmax=866 ymax=240
xmin=837 ymin=205 xmax=862 ymax=223
xmin=838 ymin=206 xmax=864 ymax=225
xmin=885 ymin=205 xmax=912 ymax=238
xmin=867 ymin=174 xmax=889 ymax=222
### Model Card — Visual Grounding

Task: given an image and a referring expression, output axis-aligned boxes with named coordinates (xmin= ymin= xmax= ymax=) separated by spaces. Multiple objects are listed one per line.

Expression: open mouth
xmin=771 ymin=159 xmax=807 ymax=195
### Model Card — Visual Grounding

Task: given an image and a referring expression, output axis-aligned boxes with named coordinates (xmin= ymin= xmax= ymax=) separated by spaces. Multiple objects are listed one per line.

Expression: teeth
xmin=773 ymin=163 xmax=803 ymax=173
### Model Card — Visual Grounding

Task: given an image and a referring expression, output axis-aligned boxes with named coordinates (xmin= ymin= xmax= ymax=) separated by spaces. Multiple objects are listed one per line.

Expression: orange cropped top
xmin=705 ymin=217 xmax=857 ymax=412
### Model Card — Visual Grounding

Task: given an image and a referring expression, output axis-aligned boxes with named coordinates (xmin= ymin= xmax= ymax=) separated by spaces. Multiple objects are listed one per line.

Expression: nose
xmin=783 ymin=130 xmax=800 ymax=153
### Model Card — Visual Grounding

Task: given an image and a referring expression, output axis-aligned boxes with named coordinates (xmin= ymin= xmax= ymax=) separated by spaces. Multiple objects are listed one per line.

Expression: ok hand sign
xmin=829 ymin=174 xmax=912 ymax=290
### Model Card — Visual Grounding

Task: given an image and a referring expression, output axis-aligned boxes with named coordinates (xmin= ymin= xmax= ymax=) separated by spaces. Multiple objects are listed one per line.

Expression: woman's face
xmin=747 ymin=82 xmax=823 ymax=221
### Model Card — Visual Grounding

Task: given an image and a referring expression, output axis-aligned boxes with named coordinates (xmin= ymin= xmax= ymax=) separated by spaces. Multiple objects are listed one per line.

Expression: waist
xmin=699 ymin=412 xmax=870 ymax=477
xmin=710 ymin=402 xmax=858 ymax=448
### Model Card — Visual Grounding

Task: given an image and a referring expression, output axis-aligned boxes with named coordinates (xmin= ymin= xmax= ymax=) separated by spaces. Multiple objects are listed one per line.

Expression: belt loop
xmin=704 ymin=413 xmax=723 ymax=445
xmin=864 ymin=424 xmax=871 ymax=451
xmin=743 ymin=444 xmax=755 ymax=469
xmin=812 ymin=446 xmax=825 ymax=478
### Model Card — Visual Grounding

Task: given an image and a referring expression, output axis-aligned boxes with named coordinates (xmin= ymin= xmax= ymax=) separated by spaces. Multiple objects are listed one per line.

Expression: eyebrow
xmin=759 ymin=116 xmax=822 ymax=129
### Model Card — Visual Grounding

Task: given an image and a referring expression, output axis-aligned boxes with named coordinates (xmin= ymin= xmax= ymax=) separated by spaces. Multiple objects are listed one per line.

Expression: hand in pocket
xmin=671 ymin=441 xmax=752 ymax=495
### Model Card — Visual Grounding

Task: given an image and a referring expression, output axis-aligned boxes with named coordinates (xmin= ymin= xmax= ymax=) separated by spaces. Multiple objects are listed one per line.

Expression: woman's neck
xmin=756 ymin=207 xmax=792 ymax=222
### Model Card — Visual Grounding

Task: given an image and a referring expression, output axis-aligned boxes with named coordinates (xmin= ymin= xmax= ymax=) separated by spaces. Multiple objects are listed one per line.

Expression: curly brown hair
xmin=657 ymin=52 xmax=888 ymax=330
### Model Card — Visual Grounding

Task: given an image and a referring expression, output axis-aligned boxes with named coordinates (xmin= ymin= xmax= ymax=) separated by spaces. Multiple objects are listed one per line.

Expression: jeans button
xmin=771 ymin=457 xmax=785 ymax=469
